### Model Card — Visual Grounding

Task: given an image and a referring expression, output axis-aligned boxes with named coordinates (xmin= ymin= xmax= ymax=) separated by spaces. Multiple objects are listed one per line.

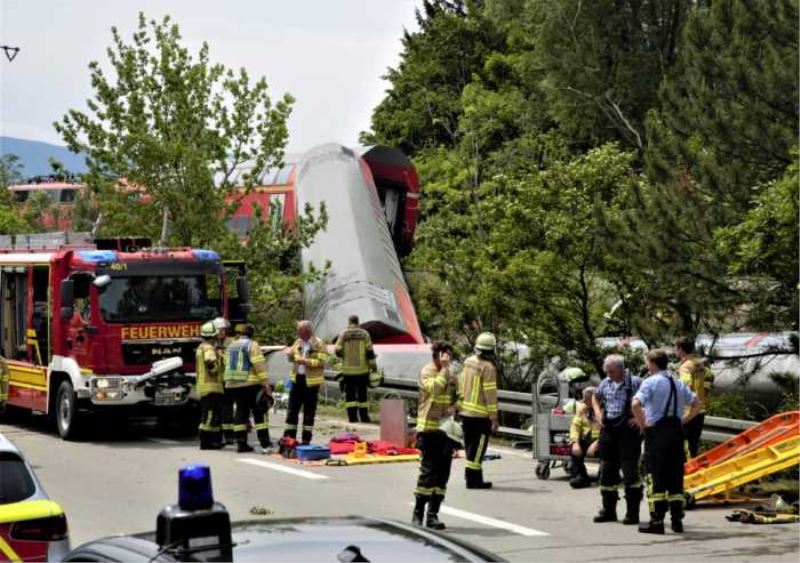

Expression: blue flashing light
xmin=192 ymin=249 xmax=220 ymax=262
xmin=178 ymin=464 xmax=214 ymax=510
xmin=76 ymin=250 xmax=118 ymax=264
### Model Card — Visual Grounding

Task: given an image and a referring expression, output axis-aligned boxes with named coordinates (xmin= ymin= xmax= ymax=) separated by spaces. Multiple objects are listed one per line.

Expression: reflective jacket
xmin=678 ymin=355 xmax=713 ymax=414
xmin=196 ymin=341 xmax=223 ymax=396
xmin=224 ymin=337 xmax=267 ymax=387
xmin=0 ymin=356 xmax=8 ymax=404
xmin=416 ymin=362 xmax=456 ymax=432
xmin=457 ymin=355 xmax=498 ymax=421
xmin=570 ymin=402 xmax=600 ymax=443
xmin=335 ymin=326 xmax=376 ymax=376
xmin=288 ymin=336 xmax=328 ymax=387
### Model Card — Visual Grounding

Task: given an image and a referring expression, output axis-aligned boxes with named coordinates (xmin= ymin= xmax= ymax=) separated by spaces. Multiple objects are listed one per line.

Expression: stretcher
xmin=685 ymin=435 xmax=800 ymax=502
xmin=685 ymin=411 xmax=799 ymax=475
xmin=325 ymin=453 xmax=420 ymax=466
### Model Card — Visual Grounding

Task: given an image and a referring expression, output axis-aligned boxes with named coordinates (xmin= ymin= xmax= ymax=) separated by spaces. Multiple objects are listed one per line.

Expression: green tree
xmin=55 ymin=13 xmax=294 ymax=247
xmin=362 ymin=0 xmax=504 ymax=154
xmin=0 ymin=154 xmax=30 ymax=234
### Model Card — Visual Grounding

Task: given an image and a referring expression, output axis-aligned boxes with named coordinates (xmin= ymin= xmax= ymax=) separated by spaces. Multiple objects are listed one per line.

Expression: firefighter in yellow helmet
xmin=335 ymin=315 xmax=377 ymax=423
xmin=674 ymin=336 xmax=714 ymax=459
xmin=196 ymin=321 xmax=225 ymax=450
xmin=213 ymin=317 xmax=236 ymax=445
xmin=412 ymin=341 xmax=459 ymax=530
xmin=458 ymin=332 xmax=499 ymax=489
xmin=284 ymin=320 xmax=328 ymax=444
xmin=224 ymin=323 xmax=272 ymax=453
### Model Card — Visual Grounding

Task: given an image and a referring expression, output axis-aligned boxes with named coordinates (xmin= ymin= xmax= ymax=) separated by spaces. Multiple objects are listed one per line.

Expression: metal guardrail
xmin=323 ymin=374 xmax=758 ymax=446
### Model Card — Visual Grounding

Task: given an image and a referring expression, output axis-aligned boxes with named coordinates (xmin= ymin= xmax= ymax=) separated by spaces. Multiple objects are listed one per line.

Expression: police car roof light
xmin=178 ymin=464 xmax=214 ymax=511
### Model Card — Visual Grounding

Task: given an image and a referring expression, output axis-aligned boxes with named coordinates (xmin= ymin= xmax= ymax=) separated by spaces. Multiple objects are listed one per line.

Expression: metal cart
xmin=533 ymin=367 xmax=590 ymax=480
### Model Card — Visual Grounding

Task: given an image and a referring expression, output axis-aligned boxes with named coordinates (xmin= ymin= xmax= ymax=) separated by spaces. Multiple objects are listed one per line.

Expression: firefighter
xmin=675 ymin=336 xmax=714 ymax=459
xmin=591 ymin=354 xmax=643 ymax=525
xmin=569 ymin=386 xmax=600 ymax=489
xmin=196 ymin=322 xmax=225 ymax=450
xmin=285 ymin=320 xmax=327 ymax=444
xmin=224 ymin=323 xmax=272 ymax=453
xmin=413 ymin=341 xmax=458 ymax=530
xmin=213 ymin=317 xmax=236 ymax=445
xmin=0 ymin=354 xmax=8 ymax=414
xmin=633 ymin=349 xmax=701 ymax=534
xmin=458 ymin=332 xmax=499 ymax=490
xmin=335 ymin=315 xmax=376 ymax=423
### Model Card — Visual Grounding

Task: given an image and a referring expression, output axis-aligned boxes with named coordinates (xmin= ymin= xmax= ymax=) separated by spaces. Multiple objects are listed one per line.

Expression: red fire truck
xmin=0 ymin=232 xmax=248 ymax=439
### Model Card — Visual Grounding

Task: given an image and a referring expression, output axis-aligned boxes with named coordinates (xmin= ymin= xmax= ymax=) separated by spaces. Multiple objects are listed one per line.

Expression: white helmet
xmin=211 ymin=317 xmax=230 ymax=331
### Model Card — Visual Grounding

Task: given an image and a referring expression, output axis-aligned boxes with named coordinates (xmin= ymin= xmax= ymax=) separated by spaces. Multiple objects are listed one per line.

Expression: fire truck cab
xmin=0 ymin=233 xmax=248 ymax=439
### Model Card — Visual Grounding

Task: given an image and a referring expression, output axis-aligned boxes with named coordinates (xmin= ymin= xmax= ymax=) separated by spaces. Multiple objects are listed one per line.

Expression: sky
xmin=0 ymin=0 xmax=420 ymax=152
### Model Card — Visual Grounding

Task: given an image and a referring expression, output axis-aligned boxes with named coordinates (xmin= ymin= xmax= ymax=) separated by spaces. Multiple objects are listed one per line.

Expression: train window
xmin=61 ymin=189 xmax=77 ymax=203
xmin=226 ymin=216 xmax=253 ymax=236
xmin=12 ymin=191 xmax=29 ymax=202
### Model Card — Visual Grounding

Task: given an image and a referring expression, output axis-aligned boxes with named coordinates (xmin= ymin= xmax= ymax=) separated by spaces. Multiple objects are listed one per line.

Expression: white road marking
xmin=411 ymin=503 xmax=548 ymax=537
xmin=237 ymin=457 xmax=329 ymax=480
xmin=144 ymin=437 xmax=180 ymax=445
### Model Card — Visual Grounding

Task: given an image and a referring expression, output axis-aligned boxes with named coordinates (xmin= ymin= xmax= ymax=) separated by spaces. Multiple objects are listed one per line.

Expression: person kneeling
xmin=569 ymin=387 xmax=600 ymax=489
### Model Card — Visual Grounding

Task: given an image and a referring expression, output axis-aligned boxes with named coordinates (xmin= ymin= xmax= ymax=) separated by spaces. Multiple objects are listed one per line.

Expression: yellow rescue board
xmin=685 ymin=436 xmax=800 ymax=501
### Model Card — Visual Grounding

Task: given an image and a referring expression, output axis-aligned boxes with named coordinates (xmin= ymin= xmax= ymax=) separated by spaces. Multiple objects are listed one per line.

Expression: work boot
xmin=426 ymin=497 xmax=446 ymax=530
xmin=200 ymin=440 xmax=225 ymax=450
xmin=669 ymin=501 xmax=684 ymax=533
xmin=412 ymin=496 xmax=427 ymax=526
xmin=224 ymin=432 xmax=235 ymax=445
xmin=358 ymin=408 xmax=371 ymax=423
xmin=622 ymin=488 xmax=642 ymax=525
xmin=301 ymin=430 xmax=313 ymax=445
xmin=466 ymin=469 xmax=492 ymax=489
xmin=237 ymin=442 xmax=255 ymax=453
xmin=593 ymin=491 xmax=618 ymax=523
xmin=639 ymin=519 xmax=665 ymax=535
xmin=347 ymin=407 xmax=358 ymax=424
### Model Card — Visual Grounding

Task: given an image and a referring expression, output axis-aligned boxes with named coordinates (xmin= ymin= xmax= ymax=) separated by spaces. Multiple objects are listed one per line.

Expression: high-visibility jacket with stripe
xmin=416 ymin=362 xmax=456 ymax=432
xmin=570 ymin=402 xmax=600 ymax=443
xmin=0 ymin=356 xmax=8 ymax=404
xmin=195 ymin=341 xmax=223 ymax=397
xmin=457 ymin=355 xmax=498 ymax=421
xmin=224 ymin=337 xmax=267 ymax=388
xmin=289 ymin=336 xmax=328 ymax=387
xmin=678 ymin=355 xmax=713 ymax=414
xmin=335 ymin=326 xmax=376 ymax=376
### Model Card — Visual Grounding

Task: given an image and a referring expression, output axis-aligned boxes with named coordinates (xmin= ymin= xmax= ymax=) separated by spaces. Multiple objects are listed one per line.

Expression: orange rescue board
xmin=685 ymin=411 xmax=800 ymax=475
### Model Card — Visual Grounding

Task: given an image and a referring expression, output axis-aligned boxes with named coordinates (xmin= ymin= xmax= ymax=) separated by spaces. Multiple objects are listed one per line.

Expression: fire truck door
xmin=0 ymin=269 xmax=27 ymax=361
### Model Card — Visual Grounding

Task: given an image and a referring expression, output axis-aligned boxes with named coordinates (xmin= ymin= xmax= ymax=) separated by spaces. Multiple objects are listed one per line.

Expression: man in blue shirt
xmin=632 ymin=349 xmax=701 ymax=535
xmin=591 ymin=355 xmax=643 ymax=525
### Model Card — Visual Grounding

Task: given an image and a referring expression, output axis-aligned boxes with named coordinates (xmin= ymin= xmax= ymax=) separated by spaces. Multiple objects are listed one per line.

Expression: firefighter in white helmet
xmin=196 ymin=321 xmax=225 ymax=450
xmin=212 ymin=317 xmax=236 ymax=445
xmin=457 ymin=332 xmax=499 ymax=489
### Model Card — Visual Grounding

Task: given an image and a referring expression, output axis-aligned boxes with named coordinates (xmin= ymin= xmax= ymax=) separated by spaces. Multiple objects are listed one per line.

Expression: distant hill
xmin=0 ymin=136 xmax=88 ymax=179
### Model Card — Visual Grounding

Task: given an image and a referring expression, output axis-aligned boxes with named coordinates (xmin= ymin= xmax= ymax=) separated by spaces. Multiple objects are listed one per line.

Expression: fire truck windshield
xmin=99 ymin=273 xmax=221 ymax=323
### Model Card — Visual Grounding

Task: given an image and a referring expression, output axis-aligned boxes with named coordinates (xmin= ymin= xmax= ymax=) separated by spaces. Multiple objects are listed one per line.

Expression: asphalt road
xmin=2 ymin=412 xmax=798 ymax=562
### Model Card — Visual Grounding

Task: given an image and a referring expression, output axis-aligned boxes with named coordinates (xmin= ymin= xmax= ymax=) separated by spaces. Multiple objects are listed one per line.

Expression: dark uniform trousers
xmin=344 ymin=373 xmax=370 ymax=423
xmin=462 ymin=416 xmax=491 ymax=486
xmin=229 ymin=384 xmax=271 ymax=447
xmin=598 ymin=422 xmax=643 ymax=512
xmin=570 ymin=435 xmax=595 ymax=481
xmin=645 ymin=421 xmax=685 ymax=521
xmin=415 ymin=430 xmax=455 ymax=501
xmin=682 ymin=413 xmax=705 ymax=459
xmin=284 ymin=375 xmax=320 ymax=444
xmin=222 ymin=391 xmax=235 ymax=443
xmin=198 ymin=392 xmax=223 ymax=446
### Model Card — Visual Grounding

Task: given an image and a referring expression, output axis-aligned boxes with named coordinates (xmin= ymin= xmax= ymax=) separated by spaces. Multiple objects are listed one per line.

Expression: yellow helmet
xmin=475 ymin=332 xmax=497 ymax=351
xmin=200 ymin=321 xmax=218 ymax=338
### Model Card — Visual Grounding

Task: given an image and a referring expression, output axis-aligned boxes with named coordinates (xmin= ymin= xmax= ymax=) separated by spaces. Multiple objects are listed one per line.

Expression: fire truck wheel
xmin=55 ymin=380 xmax=83 ymax=440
